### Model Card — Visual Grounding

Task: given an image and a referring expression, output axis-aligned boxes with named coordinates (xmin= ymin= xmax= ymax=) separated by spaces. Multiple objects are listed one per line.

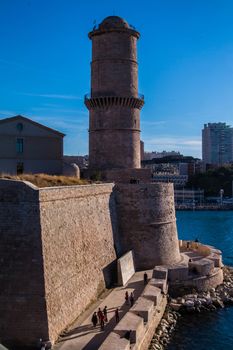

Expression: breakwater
xmin=149 ymin=210 xmax=233 ymax=350
xmin=149 ymin=266 xmax=233 ymax=350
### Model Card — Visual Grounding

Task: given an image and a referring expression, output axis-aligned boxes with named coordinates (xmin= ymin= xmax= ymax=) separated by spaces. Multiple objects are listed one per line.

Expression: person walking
xmin=130 ymin=292 xmax=134 ymax=307
xmin=100 ymin=311 xmax=105 ymax=330
xmin=91 ymin=312 xmax=98 ymax=327
xmin=97 ymin=307 xmax=102 ymax=324
xmin=115 ymin=308 xmax=119 ymax=323
xmin=125 ymin=291 xmax=129 ymax=305
xmin=144 ymin=272 xmax=148 ymax=285
xmin=103 ymin=306 xmax=108 ymax=322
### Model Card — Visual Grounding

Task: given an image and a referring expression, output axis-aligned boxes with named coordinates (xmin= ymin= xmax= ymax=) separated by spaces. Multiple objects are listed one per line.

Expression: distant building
xmin=63 ymin=155 xmax=88 ymax=169
xmin=152 ymin=174 xmax=188 ymax=188
xmin=143 ymin=150 xmax=180 ymax=160
xmin=142 ymin=155 xmax=202 ymax=182
xmin=0 ymin=115 xmax=65 ymax=175
xmin=202 ymin=123 xmax=233 ymax=166
xmin=175 ymin=189 xmax=204 ymax=205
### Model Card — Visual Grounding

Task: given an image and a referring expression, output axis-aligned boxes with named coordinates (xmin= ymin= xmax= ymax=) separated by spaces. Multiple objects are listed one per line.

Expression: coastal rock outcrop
xmin=149 ymin=266 xmax=233 ymax=350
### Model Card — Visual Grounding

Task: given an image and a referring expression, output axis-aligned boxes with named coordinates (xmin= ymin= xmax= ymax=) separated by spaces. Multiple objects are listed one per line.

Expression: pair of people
xmin=125 ymin=291 xmax=135 ymax=306
xmin=91 ymin=306 xmax=108 ymax=329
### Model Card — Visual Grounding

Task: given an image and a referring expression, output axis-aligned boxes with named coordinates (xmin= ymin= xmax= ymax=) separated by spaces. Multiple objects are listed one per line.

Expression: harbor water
xmin=167 ymin=210 xmax=233 ymax=350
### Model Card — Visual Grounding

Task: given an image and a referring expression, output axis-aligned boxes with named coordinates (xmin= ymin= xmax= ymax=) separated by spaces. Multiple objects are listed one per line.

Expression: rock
xmin=205 ymin=297 xmax=213 ymax=305
xmin=186 ymin=306 xmax=196 ymax=312
xmin=170 ymin=302 xmax=182 ymax=311
xmin=198 ymin=298 xmax=207 ymax=304
xmin=208 ymin=304 xmax=216 ymax=311
xmin=212 ymin=299 xmax=224 ymax=308
xmin=184 ymin=300 xmax=195 ymax=308
xmin=177 ymin=297 xmax=185 ymax=304
xmin=194 ymin=299 xmax=202 ymax=307
xmin=170 ymin=298 xmax=177 ymax=304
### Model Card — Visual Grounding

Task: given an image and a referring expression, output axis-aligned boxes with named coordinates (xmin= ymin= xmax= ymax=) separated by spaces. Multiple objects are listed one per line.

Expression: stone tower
xmin=85 ymin=15 xmax=181 ymax=269
xmin=85 ymin=16 xmax=144 ymax=171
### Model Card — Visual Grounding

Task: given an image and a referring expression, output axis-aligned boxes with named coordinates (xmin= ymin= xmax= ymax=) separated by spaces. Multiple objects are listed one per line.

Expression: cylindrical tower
xmin=85 ymin=16 xmax=144 ymax=170
xmin=115 ymin=183 xmax=181 ymax=269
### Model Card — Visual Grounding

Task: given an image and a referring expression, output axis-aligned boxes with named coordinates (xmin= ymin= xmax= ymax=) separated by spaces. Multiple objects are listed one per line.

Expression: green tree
xmin=187 ymin=166 xmax=233 ymax=196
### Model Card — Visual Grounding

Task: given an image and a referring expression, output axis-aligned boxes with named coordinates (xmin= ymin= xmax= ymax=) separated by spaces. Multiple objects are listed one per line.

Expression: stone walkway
xmin=54 ymin=270 xmax=152 ymax=350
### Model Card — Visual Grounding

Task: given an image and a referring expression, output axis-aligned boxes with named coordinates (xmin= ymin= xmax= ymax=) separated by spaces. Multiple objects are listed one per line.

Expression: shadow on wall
xmin=103 ymin=260 xmax=118 ymax=288
xmin=109 ymin=189 xmax=122 ymax=258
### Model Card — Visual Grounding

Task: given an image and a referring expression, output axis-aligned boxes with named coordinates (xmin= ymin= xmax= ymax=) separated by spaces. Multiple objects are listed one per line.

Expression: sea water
xmin=167 ymin=210 xmax=233 ymax=350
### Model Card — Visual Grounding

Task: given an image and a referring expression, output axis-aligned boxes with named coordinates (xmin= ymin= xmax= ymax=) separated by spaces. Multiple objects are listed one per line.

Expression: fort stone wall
xmin=0 ymin=180 xmax=118 ymax=348
xmin=39 ymin=183 xmax=118 ymax=344
xmin=0 ymin=179 xmax=49 ymax=348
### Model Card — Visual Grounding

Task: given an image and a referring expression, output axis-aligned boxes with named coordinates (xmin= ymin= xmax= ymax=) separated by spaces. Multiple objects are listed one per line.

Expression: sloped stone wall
xmin=39 ymin=184 xmax=117 ymax=343
xmin=0 ymin=180 xmax=117 ymax=348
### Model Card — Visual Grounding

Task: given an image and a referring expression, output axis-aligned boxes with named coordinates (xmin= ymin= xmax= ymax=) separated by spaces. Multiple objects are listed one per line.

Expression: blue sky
xmin=1 ymin=0 xmax=233 ymax=157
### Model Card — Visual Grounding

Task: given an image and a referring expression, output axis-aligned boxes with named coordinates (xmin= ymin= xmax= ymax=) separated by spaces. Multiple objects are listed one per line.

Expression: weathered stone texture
xmin=91 ymin=32 xmax=138 ymax=97
xmin=0 ymin=180 xmax=117 ymax=347
xmin=117 ymin=250 xmax=135 ymax=286
xmin=0 ymin=180 xmax=49 ymax=348
xmin=39 ymin=184 xmax=117 ymax=343
xmin=115 ymin=183 xmax=181 ymax=269
xmin=87 ymin=17 xmax=143 ymax=171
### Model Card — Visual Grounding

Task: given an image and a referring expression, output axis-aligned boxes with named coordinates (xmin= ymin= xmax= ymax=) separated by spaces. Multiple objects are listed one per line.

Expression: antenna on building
xmin=93 ymin=19 xmax=96 ymax=30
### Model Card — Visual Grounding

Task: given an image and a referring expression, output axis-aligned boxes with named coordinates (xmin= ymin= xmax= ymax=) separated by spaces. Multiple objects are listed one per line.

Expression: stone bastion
xmin=0 ymin=179 xmax=223 ymax=348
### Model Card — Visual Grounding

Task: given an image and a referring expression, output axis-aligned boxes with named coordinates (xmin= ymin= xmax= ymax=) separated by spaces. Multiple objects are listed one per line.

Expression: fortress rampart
xmin=0 ymin=179 xmax=182 ymax=348
xmin=115 ymin=183 xmax=181 ymax=269
xmin=0 ymin=178 xmax=224 ymax=348
xmin=0 ymin=180 xmax=117 ymax=347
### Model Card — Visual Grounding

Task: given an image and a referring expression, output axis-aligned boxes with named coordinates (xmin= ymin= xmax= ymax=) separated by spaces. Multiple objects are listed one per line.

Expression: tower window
xmin=16 ymin=138 xmax=24 ymax=153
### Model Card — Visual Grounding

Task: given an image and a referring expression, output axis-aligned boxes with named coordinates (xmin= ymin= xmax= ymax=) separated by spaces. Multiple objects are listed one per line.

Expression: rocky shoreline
xmin=149 ymin=266 xmax=233 ymax=350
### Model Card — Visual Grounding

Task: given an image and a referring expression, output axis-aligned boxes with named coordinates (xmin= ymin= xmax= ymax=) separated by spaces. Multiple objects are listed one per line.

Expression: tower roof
xmin=99 ymin=16 xmax=129 ymax=30
xmin=89 ymin=15 xmax=139 ymax=39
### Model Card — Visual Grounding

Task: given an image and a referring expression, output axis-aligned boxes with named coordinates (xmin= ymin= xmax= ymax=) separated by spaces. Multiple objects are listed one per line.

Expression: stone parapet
xmin=131 ymin=297 xmax=154 ymax=323
xmin=99 ymin=277 xmax=168 ymax=350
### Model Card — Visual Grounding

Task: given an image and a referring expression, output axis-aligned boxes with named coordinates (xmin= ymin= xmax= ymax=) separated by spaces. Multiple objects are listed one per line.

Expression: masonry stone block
xmin=153 ymin=266 xmax=168 ymax=280
xmin=189 ymin=258 xmax=215 ymax=276
xmin=142 ymin=284 xmax=162 ymax=306
xmin=99 ymin=332 xmax=130 ymax=350
xmin=150 ymin=278 xmax=168 ymax=294
xmin=168 ymin=266 xmax=189 ymax=282
xmin=114 ymin=312 xmax=144 ymax=344
xmin=117 ymin=250 xmax=135 ymax=286
xmin=208 ymin=254 xmax=222 ymax=267
xmin=131 ymin=296 xmax=154 ymax=323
